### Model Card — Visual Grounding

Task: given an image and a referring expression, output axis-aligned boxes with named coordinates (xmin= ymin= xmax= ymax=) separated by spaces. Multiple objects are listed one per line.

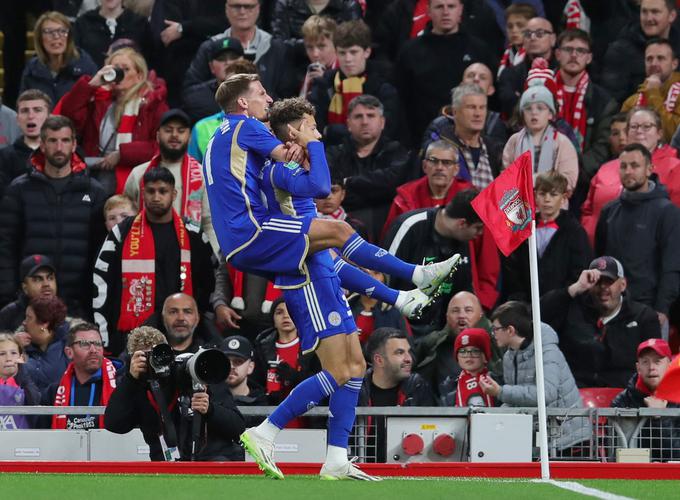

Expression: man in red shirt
xmin=382 ymin=140 xmax=472 ymax=237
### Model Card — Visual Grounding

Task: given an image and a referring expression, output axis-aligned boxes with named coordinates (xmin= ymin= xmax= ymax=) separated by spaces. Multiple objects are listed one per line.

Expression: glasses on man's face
xmin=523 ymin=29 xmax=553 ymax=39
xmin=458 ymin=348 xmax=483 ymax=358
xmin=71 ymin=340 xmax=104 ymax=349
xmin=628 ymin=123 xmax=657 ymax=132
xmin=42 ymin=28 xmax=69 ymax=39
xmin=559 ymin=46 xmax=590 ymax=56
xmin=228 ymin=3 xmax=258 ymax=11
xmin=491 ymin=325 xmax=507 ymax=334
xmin=425 ymin=157 xmax=458 ymax=167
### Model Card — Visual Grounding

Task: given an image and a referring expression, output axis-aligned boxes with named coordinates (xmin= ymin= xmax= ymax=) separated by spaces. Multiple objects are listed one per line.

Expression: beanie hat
xmin=520 ymin=57 xmax=557 ymax=114
xmin=454 ymin=328 xmax=492 ymax=361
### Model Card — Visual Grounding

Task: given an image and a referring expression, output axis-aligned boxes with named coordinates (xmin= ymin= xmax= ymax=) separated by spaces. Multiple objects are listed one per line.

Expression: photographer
xmin=104 ymin=326 xmax=245 ymax=461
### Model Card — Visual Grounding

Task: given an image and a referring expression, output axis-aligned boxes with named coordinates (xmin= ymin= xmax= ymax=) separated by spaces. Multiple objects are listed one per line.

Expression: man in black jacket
xmin=601 ymin=0 xmax=680 ymax=103
xmin=0 ymin=115 xmax=107 ymax=318
xmin=595 ymin=143 xmax=680 ymax=334
xmin=542 ymin=257 xmax=661 ymax=388
xmin=396 ymin=0 xmax=495 ymax=146
xmin=105 ymin=325 xmax=245 ymax=461
xmin=359 ymin=327 xmax=435 ymax=462
xmin=222 ymin=335 xmax=268 ymax=426
xmin=325 ymin=95 xmax=410 ymax=242
xmin=0 ymin=89 xmax=51 ymax=200
xmin=612 ymin=338 xmax=680 ymax=461
xmin=182 ymin=0 xmax=292 ymax=101
xmin=92 ymin=167 xmax=216 ymax=356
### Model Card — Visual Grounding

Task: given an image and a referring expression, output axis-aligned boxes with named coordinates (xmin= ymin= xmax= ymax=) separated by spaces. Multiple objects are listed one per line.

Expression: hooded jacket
xmin=0 ymin=136 xmax=34 ymax=199
xmin=0 ymin=152 xmax=107 ymax=314
xmin=580 ymin=145 xmax=680 ymax=245
xmin=595 ymin=181 xmax=680 ymax=314
xmin=499 ymin=323 xmax=589 ymax=450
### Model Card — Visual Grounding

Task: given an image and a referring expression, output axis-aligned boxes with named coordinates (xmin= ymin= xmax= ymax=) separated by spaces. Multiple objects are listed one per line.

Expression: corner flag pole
xmin=527 ymin=219 xmax=550 ymax=480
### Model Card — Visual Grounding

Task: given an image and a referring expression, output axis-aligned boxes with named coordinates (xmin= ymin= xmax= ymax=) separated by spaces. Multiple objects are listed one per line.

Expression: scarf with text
xmin=497 ymin=46 xmax=526 ymax=78
xmin=635 ymin=81 xmax=680 ymax=113
xmin=140 ymin=154 xmax=204 ymax=227
xmin=118 ymin=209 xmax=193 ymax=331
xmin=556 ymin=70 xmax=589 ymax=151
xmin=52 ymin=358 xmax=117 ymax=429
xmin=455 ymin=369 xmax=494 ymax=407
xmin=410 ymin=0 xmax=430 ymax=38
xmin=328 ymin=73 xmax=366 ymax=125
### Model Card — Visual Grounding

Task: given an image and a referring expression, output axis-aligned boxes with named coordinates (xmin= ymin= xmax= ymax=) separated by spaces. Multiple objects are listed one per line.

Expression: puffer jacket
xmin=0 ymin=152 xmax=107 ymax=315
xmin=19 ymin=52 xmax=97 ymax=105
xmin=499 ymin=323 xmax=590 ymax=450
xmin=58 ymin=74 xmax=168 ymax=192
xmin=580 ymin=145 xmax=680 ymax=245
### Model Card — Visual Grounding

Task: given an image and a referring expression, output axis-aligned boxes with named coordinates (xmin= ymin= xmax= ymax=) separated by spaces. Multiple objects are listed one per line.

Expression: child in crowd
xmin=502 ymin=171 xmax=592 ymax=302
xmin=299 ymin=16 xmax=338 ymax=98
xmin=498 ymin=3 xmax=538 ymax=78
xmin=315 ymin=175 xmax=368 ymax=239
xmin=502 ymin=81 xmax=579 ymax=197
xmin=0 ymin=333 xmax=40 ymax=429
xmin=103 ymin=194 xmax=137 ymax=233
xmin=442 ymin=328 xmax=495 ymax=407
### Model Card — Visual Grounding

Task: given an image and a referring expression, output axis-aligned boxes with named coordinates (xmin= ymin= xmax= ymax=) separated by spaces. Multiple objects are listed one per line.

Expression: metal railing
xmin=2 ymin=406 xmax=680 ymax=463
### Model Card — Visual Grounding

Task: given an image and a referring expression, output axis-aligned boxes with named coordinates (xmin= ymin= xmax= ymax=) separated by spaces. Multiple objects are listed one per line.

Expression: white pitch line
xmin=533 ymin=479 xmax=636 ymax=500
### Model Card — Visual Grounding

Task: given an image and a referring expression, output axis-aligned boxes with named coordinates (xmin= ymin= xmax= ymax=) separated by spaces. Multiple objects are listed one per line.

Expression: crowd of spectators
xmin=2 ymin=0 xmax=680 ymax=462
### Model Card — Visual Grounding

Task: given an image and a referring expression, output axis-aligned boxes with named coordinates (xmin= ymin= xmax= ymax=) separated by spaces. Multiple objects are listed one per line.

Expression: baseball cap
xmin=209 ymin=37 xmax=244 ymax=60
xmin=159 ymin=109 xmax=191 ymax=128
xmin=20 ymin=255 xmax=56 ymax=281
xmin=221 ymin=335 xmax=254 ymax=359
xmin=637 ymin=338 xmax=672 ymax=359
xmin=589 ymin=256 xmax=625 ymax=280
xmin=454 ymin=328 xmax=492 ymax=361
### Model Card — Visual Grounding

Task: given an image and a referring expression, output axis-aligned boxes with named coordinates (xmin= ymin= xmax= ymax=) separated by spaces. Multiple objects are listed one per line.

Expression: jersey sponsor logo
xmin=328 ymin=311 xmax=342 ymax=327
xmin=283 ymin=161 xmax=300 ymax=171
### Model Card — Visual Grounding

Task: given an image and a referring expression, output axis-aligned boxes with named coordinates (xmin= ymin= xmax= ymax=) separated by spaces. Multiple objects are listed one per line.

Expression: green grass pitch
xmin=0 ymin=474 xmax=678 ymax=500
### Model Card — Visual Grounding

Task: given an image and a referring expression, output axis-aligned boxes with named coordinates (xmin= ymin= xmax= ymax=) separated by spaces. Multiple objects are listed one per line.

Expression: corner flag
xmin=471 ymin=151 xmax=535 ymax=257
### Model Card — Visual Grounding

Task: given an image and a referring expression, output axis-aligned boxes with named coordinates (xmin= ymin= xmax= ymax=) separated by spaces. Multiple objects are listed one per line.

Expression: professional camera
xmin=146 ymin=344 xmax=230 ymax=390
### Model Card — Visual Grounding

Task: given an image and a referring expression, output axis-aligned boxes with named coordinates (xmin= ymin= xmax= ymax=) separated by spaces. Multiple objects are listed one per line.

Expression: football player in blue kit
xmin=204 ymin=77 xmax=459 ymax=478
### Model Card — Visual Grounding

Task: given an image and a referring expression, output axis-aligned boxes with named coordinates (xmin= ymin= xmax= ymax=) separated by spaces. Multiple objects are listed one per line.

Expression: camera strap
xmin=148 ymin=379 xmax=180 ymax=460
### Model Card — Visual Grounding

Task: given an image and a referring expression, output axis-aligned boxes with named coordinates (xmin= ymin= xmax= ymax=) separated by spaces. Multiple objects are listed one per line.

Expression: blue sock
xmin=268 ymin=370 xmax=339 ymax=429
xmin=327 ymin=377 xmax=363 ymax=448
xmin=334 ymin=256 xmax=399 ymax=305
xmin=341 ymin=233 xmax=415 ymax=283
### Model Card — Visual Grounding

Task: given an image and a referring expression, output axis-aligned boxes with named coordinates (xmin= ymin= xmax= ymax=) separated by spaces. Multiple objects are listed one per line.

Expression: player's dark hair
xmin=269 ymin=97 xmax=316 ymax=142
xmin=143 ymin=166 xmax=176 ymax=187
xmin=490 ymin=301 xmax=533 ymax=342
xmin=444 ymin=189 xmax=481 ymax=224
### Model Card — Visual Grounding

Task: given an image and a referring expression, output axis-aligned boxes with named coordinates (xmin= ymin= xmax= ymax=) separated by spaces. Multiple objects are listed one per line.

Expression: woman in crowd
xmin=581 ymin=107 xmax=680 ymax=245
xmin=19 ymin=11 xmax=98 ymax=105
xmin=59 ymin=46 xmax=168 ymax=194
xmin=20 ymin=297 xmax=69 ymax=392
xmin=0 ymin=333 xmax=40 ymax=430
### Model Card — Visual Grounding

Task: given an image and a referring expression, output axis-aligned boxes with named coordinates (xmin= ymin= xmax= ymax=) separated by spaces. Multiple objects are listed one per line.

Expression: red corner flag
xmin=471 ymin=151 xmax=535 ymax=257
xmin=655 ymin=355 xmax=680 ymax=403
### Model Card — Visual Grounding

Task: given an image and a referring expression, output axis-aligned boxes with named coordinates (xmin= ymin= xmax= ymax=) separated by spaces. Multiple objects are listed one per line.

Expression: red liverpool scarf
xmin=410 ymin=0 xmax=430 ymax=38
xmin=139 ymin=153 xmax=205 ymax=227
xmin=556 ymin=70 xmax=589 ymax=151
xmin=497 ymin=46 xmax=526 ymax=78
xmin=114 ymin=96 xmax=143 ymax=193
xmin=52 ymin=358 xmax=117 ymax=429
xmin=635 ymin=81 xmax=680 ymax=113
xmin=118 ymin=210 xmax=193 ymax=331
xmin=328 ymin=72 xmax=366 ymax=125
xmin=455 ymin=369 xmax=494 ymax=407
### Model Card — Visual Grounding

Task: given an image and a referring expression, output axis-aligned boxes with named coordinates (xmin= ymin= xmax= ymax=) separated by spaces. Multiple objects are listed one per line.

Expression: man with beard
xmin=542 ymin=256 xmax=662 ymax=388
xmin=124 ymin=109 xmax=217 ymax=252
xmin=358 ymin=327 xmax=435 ymax=462
xmin=43 ymin=322 xmax=121 ymax=430
xmin=93 ymin=167 xmax=216 ymax=356
xmin=0 ymin=115 xmax=107 ymax=317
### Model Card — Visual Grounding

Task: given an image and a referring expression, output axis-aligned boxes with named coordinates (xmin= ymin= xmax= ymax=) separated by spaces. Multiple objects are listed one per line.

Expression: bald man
xmin=413 ymin=291 xmax=504 ymax=398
